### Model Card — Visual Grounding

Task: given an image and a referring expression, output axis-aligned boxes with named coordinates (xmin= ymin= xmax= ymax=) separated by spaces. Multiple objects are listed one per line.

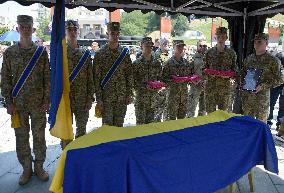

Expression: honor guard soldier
xmin=187 ymin=40 xmax=207 ymax=117
xmin=1 ymin=15 xmax=50 ymax=185
xmin=204 ymin=27 xmax=238 ymax=113
xmin=133 ymin=37 xmax=162 ymax=124
xmin=153 ymin=38 xmax=171 ymax=121
xmin=162 ymin=40 xmax=194 ymax=120
xmin=61 ymin=20 xmax=95 ymax=149
xmin=241 ymin=33 xmax=284 ymax=122
xmin=93 ymin=22 xmax=133 ymax=127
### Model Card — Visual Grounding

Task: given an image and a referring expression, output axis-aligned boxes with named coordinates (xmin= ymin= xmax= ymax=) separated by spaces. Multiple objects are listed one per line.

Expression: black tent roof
xmin=1 ymin=0 xmax=284 ymax=17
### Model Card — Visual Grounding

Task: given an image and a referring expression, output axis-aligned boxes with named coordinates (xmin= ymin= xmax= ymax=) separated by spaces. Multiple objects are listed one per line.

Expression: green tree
xmin=0 ymin=27 xmax=9 ymax=36
xmin=0 ymin=27 xmax=10 ymax=46
xmin=172 ymin=14 xmax=190 ymax=36
xmin=36 ymin=16 xmax=51 ymax=41
xmin=146 ymin=12 xmax=160 ymax=33
xmin=120 ymin=10 xmax=150 ymax=36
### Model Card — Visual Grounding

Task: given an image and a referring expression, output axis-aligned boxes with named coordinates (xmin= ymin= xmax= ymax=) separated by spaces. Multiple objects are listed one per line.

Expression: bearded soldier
xmin=1 ymin=15 xmax=50 ymax=185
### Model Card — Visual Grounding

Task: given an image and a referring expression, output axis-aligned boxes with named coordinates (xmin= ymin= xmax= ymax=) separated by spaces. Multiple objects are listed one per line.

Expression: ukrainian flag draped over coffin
xmin=50 ymin=111 xmax=278 ymax=193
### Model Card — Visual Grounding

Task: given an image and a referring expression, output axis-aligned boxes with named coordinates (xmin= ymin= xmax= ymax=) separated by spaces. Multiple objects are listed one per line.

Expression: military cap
xmin=141 ymin=37 xmax=154 ymax=45
xmin=17 ymin=15 xmax=33 ymax=26
xmin=160 ymin=38 xmax=169 ymax=45
xmin=173 ymin=40 xmax=186 ymax=46
xmin=254 ymin=33 xmax=269 ymax=41
xmin=65 ymin=20 xmax=79 ymax=29
xmin=216 ymin=27 xmax=227 ymax=35
xmin=107 ymin=22 xmax=120 ymax=31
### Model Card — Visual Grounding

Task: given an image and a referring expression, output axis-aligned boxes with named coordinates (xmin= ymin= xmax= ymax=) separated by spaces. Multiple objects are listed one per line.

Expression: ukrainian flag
xmin=48 ymin=0 xmax=73 ymax=140
xmin=50 ymin=111 xmax=278 ymax=193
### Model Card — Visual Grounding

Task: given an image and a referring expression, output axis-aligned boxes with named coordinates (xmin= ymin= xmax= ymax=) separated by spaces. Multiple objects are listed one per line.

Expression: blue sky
xmin=0 ymin=1 xmax=36 ymax=21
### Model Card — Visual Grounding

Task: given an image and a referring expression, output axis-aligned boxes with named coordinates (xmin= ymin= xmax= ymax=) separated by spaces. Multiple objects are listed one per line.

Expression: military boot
xmin=19 ymin=163 xmax=33 ymax=185
xmin=34 ymin=162 xmax=49 ymax=181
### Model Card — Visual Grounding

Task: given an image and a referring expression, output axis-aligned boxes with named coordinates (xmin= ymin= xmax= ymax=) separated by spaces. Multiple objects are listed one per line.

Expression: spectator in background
xmin=267 ymin=51 xmax=284 ymax=130
xmin=152 ymin=38 xmax=160 ymax=52
xmin=130 ymin=47 xmax=137 ymax=62
xmin=90 ymin=41 xmax=99 ymax=58
xmin=36 ymin=38 xmax=44 ymax=46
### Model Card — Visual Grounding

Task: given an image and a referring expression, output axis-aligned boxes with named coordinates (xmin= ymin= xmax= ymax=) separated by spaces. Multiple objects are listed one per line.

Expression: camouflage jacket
xmin=154 ymin=48 xmax=170 ymax=67
xmin=93 ymin=44 xmax=133 ymax=102
xmin=241 ymin=52 xmax=284 ymax=99
xmin=1 ymin=43 xmax=50 ymax=110
xmin=133 ymin=54 xmax=162 ymax=96
xmin=67 ymin=45 xmax=94 ymax=110
xmin=162 ymin=57 xmax=193 ymax=93
xmin=204 ymin=46 xmax=237 ymax=89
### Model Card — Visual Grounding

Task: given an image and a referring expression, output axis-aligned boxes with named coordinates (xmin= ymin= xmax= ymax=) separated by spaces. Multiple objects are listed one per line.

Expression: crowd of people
xmin=1 ymin=14 xmax=284 ymax=186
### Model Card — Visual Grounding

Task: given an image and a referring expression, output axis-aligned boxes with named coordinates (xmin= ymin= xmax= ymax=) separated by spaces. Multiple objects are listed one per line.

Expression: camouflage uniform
xmin=153 ymin=47 xmax=170 ymax=121
xmin=67 ymin=45 xmax=94 ymax=138
xmin=133 ymin=55 xmax=162 ymax=124
xmin=241 ymin=52 xmax=284 ymax=121
xmin=93 ymin=44 xmax=133 ymax=127
xmin=162 ymin=57 xmax=193 ymax=120
xmin=187 ymin=52 xmax=205 ymax=117
xmin=204 ymin=46 xmax=237 ymax=113
xmin=1 ymin=43 xmax=50 ymax=177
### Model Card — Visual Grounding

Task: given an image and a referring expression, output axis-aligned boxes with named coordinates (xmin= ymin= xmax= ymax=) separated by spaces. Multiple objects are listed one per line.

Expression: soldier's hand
xmin=255 ymin=85 xmax=262 ymax=93
xmin=7 ymin=104 xmax=16 ymax=116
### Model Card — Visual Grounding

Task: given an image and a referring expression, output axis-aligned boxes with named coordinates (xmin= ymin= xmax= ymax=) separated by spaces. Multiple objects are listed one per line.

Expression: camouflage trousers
xmin=102 ymin=98 xmax=127 ymax=127
xmin=135 ymin=95 xmax=155 ymax=125
xmin=15 ymin=109 xmax=47 ymax=170
xmin=153 ymin=88 xmax=168 ymax=122
xmin=167 ymin=91 xmax=188 ymax=120
xmin=205 ymin=89 xmax=232 ymax=113
xmin=187 ymin=85 xmax=204 ymax=117
xmin=241 ymin=94 xmax=269 ymax=121
xmin=72 ymin=110 xmax=89 ymax=138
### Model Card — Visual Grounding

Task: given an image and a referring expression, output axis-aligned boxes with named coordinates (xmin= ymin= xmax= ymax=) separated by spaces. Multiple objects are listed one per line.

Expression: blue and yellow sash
xmin=12 ymin=46 xmax=45 ymax=98
xmin=69 ymin=49 xmax=90 ymax=83
xmin=100 ymin=47 xmax=129 ymax=90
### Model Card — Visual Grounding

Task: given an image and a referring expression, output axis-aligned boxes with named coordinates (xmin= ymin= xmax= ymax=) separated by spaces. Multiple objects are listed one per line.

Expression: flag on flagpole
xmin=48 ymin=0 xmax=73 ymax=140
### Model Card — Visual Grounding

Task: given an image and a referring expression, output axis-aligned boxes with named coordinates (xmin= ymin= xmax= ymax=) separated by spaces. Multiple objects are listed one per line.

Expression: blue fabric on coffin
xmin=63 ymin=115 xmax=278 ymax=193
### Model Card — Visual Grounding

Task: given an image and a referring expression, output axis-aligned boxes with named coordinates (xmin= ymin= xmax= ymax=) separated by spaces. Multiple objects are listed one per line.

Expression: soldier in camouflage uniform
xmin=61 ymin=20 xmax=94 ymax=148
xmin=187 ymin=40 xmax=207 ymax=117
xmin=0 ymin=15 xmax=50 ymax=185
xmin=162 ymin=40 xmax=193 ymax=120
xmin=241 ymin=33 xmax=284 ymax=122
xmin=93 ymin=22 xmax=133 ymax=127
xmin=204 ymin=27 xmax=237 ymax=113
xmin=133 ymin=37 xmax=162 ymax=124
xmin=153 ymin=38 xmax=170 ymax=121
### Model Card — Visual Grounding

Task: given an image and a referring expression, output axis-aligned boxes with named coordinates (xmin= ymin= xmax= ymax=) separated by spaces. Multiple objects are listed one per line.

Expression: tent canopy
xmin=1 ymin=0 xmax=284 ymax=17
xmin=0 ymin=0 xmax=282 ymax=63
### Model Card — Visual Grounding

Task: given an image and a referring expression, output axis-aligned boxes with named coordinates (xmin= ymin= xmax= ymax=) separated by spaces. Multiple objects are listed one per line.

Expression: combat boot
xmin=19 ymin=164 xmax=32 ymax=185
xmin=34 ymin=162 xmax=49 ymax=181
